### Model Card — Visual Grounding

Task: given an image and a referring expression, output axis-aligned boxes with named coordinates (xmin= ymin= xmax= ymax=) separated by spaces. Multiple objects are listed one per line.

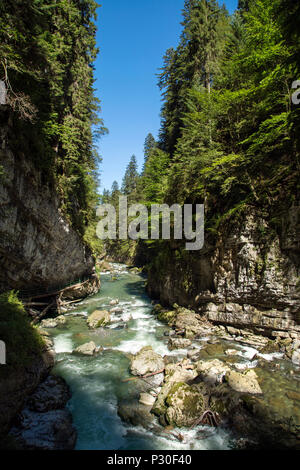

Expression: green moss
xmin=0 ymin=291 xmax=45 ymax=378
xmin=183 ymin=390 xmax=203 ymax=416
xmin=165 ymin=382 xmax=187 ymax=406
xmin=157 ymin=310 xmax=176 ymax=325
xmin=260 ymin=340 xmax=281 ymax=354
xmin=210 ymin=396 xmax=227 ymax=415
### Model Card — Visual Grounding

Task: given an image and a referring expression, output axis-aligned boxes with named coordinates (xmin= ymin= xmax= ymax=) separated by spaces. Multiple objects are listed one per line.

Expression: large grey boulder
xmin=73 ymin=341 xmax=98 ymax=356
xmin=87 ymin=310 xmax=110 ymax=328
xmin=196 ymin=359 xmax=230 ymax=385
xmin=225 ymin=369 xmax=262 ymax=394
xmin=130 ymin=346 xmax=164 ymax=376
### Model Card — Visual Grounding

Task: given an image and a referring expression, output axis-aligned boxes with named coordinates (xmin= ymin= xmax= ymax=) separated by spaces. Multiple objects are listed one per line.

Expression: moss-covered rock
xmin=260 ymin=340 xmax=281 ymax=354
xmin=157 ymin=310 xmax=177 ymax=325
xmin=165 ymin=383 xmax=204 ymax=427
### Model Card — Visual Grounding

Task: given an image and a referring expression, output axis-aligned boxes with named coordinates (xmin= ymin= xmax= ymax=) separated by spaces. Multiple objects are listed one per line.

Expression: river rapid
xmin=50 ymin=264 xmax=233 ymax=450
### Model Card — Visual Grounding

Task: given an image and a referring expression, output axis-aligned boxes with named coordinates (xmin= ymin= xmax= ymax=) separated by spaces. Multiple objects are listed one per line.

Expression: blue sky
xmin=94 ymin=0 xmax=238 ymax=192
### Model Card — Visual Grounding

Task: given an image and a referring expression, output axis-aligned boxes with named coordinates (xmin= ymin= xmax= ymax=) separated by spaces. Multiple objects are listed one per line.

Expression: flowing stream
xmin=50 ymin=264 xmax=233 ymax=450
xmin=49 ymin=264 xmax=300 ymax=450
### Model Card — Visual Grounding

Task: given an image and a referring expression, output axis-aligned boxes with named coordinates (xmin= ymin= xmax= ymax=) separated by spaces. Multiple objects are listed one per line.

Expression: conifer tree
xmin=121 ymin=155 xmax=139 ymax=196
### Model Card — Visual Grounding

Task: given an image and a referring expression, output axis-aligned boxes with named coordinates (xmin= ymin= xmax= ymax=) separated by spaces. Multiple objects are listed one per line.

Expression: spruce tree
xmin=121 ymin=155 xmax=139 ymax=196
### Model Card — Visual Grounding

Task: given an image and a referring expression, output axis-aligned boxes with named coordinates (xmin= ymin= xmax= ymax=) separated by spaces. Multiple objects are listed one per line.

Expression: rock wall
xmin=0 ymin=110 xmax=95 ymax=293
xmin=0 ymin=332 xmax=55 ymax=437
xmin=147 ymin=208 xmax=300 ymax=340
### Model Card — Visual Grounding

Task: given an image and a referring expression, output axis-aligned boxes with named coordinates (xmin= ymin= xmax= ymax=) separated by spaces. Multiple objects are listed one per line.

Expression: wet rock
xmin=139 ymin=393 xmax=156 ymax=407
xmin=10 ymin=409 xmax=76 ymax=450
xmin=87 ymin=310 xmax=110 ymax=328
xmin=40 ymin=318 xmax=59 ymax=329
xmin=157 ymin=310 xmax=177 ymax=325
xmin=109 ymin=299 xmax=119 ymax=306
xmin=26 ymin=375 xmax=71 ymax=413
xmin=225 ymin=349 xmax=239 ymax=356
xmin=130 ymin=346 xmax=164 ymax=377
xmin=110 ymin=307 xmax=123 ymax=314
xmin=260 ymin=340 xmax=281 ymax=355
xmin=168 ymin=338 xmax=192 ymax=350
xmin=164 ymin=360 xmax=197 ymax=385
xmin=198 ymin=343 xmax=225 ymax=359
xmin=73 ymin=341 xmax=98 ymax=356
xmin=187 ymin=349 xmax=201 ymax=361
xmin=174 ymin=308 xmax=203 ymax=339
xmin=118 ymin=401 xmax=154 ymax=428
xmin=56 ymin=315 xmax=67 ymax=325
xmin=8 ymin=373 xmax=76 ymax=450
xmin=292 ymin=349 xmax=300 ymax=365
xmin=225 ymin=369 xmax=262 ymax=394
xmin=196 ymin=359 xmax=230 ymax=385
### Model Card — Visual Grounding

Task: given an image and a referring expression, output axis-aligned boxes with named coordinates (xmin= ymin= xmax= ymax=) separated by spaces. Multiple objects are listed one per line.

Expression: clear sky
xmin=94 ymin=0 xmax=238 ymax=192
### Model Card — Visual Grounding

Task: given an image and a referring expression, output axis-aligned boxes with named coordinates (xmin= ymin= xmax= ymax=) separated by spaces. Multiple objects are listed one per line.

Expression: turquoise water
xmin=50 ymin=264 xmax=232 ymax=450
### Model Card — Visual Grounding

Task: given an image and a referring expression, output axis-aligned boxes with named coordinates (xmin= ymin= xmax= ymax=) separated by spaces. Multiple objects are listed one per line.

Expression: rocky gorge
xmin=3 ymin=263 xmax=298 ymax=450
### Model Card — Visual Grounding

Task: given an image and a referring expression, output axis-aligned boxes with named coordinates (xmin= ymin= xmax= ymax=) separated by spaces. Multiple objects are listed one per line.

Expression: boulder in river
xmin=73 ymin=341 xmax=99 ymax=356
xmin=40 ymin=318 xmax=59 ymax=328
xmin=110 ymin=306 xmax=123 ymax=314
xmin=225 ymin=369 xmax=262 ymax=394
xmin=198 ymin=342 xmax=225 ymax=359
xmin=163 ymin=383 xmax=204 ymax=428
xmin=168 ymin=337 xmax=192 ymax=350
xmin=196 ymin=359 xmax=230 ymax=385
xmin=118 ymin=400 xmax=154 ymax=428
xmin=87 ymin=310 xmax=110 ymax=328
xmin=130 ymin=346 xmax=164 ymax=376
xmin=109 ymin=299 xmax=119 ymax=306
xmin=40 ymin=315 xmax=67 ymax=329
xmin=164 ymin=359 xmax=197 ymax=385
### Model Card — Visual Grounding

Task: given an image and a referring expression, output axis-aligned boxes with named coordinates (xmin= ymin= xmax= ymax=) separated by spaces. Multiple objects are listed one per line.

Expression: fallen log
xmin=32 ymin=301 xmax=56 ymax=324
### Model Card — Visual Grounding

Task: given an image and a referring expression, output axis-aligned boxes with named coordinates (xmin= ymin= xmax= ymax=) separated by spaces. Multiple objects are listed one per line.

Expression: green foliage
xmin=105 ymin=0 xmax=299 ymax=269
xmin=0 ymin=291 xmax=44 ymax=377
xmin=0 ymin=0 xmax=106 ymax=239
xmin=121 ymin=155 xmax=139 ymax=199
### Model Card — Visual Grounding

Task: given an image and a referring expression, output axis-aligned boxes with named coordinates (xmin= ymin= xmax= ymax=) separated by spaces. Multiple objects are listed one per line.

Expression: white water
xmin=50 ymin=264 xmax=233 ymax=450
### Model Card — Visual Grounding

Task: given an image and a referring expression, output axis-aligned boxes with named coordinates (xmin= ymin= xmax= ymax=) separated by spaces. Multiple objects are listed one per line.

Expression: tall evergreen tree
xmin=121 ymin=155 xmax=139 ymax=196
xmin=142 ymin=133 xmax=156 ymax=173
xmin=158 ymin=0 xmax=229 ymax=155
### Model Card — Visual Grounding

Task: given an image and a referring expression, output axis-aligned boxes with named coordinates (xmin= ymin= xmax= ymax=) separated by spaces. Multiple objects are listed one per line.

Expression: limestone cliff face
xmin=0 ymin=115 xmax=95 ymax=293
xmin=147 ymin=208 xmax=300 ymax=339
